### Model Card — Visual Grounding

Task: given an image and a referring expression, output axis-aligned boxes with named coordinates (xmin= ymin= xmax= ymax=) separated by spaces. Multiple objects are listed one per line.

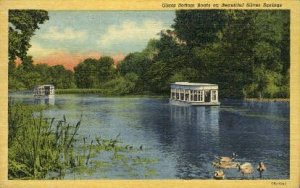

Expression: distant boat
xmin=170 ymin=82 xmax=220 ymax=106
xmin=33 ymin=84 xmax=55 ymax=98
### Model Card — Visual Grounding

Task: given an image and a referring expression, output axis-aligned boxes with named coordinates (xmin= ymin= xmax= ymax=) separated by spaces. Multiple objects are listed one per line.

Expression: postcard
xmin=0 ymin=0 xmax=299 ymax=187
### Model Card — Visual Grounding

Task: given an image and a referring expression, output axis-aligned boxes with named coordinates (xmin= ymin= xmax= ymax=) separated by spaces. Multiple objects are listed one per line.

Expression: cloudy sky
xmin=28 ymin=11 xmax=175 ymax=70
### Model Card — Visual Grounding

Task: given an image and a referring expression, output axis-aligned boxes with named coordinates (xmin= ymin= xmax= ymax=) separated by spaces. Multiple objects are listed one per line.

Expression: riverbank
xmin=244 ymin=98 xmax=289 ymax=102
xmin=57 ymin=91 xmax=289 ymax=101
xmin=55 ymin=88 xmax=107 ymax=94
xmin=10 ymin=89 xmax=289 ymax=101
xmin=55 ymin=89 xmax=168 ymax=98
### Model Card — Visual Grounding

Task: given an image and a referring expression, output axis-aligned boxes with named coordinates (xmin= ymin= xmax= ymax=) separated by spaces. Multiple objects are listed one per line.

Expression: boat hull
xmin=169 ymin=99 xmax=220 ymax=106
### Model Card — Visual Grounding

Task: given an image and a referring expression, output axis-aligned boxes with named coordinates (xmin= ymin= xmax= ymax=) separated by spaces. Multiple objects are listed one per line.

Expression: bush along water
xmin=8 ymin=102 xmax=158 ymax=179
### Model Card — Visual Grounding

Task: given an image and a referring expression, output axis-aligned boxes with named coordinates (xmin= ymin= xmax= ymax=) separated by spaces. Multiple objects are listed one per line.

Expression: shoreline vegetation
xmin=55 ymin=88 xmax=165 ymax=98
xmin=55 ymin=89 xmax=290 ymax=102
xmin=10 ymin=88 xmax=289 ymax=102
xmin=8 ymin=102 xmax=158 ymax=179
xmin=244 ymin=98 xmax=289 ymax=102
xmin=8 ymin=103 xmax=81 ymax=179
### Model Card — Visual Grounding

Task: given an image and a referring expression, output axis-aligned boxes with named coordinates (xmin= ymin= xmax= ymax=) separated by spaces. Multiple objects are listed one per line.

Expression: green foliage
xmin=55 ymin=88 xmax=107 ymax=95
xmin=9 ymin=10 xmax=49 ymax=62
xmin=140 ymin=30 xmax=192 ymax=94
xmin=165 ymin=10 xmax=289 ymax=99
xmin=191 ymin=43 xmax=224 ymax=82
xmin=21 ymin=56 xmax=34 ymax=71
xmin=145 ymin=61 xmax=173 ymax=94
xmin=74 ymin=58 xmax=98 ymax=88
xmin=9 ymin=63 xmax=76 ymax=90
xmin=8 ymin=10 xmax=49 ymax=88
xmin=8 ymin=10 xmax=77 ymax=90
xmin=119 ymin=52 xmax=150 ymax=77
xmin=243 ymin=65 xmax=288 ymax=98
xmin=49 ymin=65 xmax=76 ymax=89
xmin=97 ymin=56 xmax=116 ymax=83
xmin=8 ymin=103 xmax=81 ymax=179
xmin=101 ymin=73 xmax=138 ymax=95
xmin=118 ymin=40 xmax=159 ymax=92
xmin=20 ymin=71 xmax=42 ymax=89
xmin=8 ymin=75 xmax=26 ymax=90
xmin=142 ymin=39 xmax=159 ymax=60
xmin=169 ymin=68 xmax=199 ymax=83
xmin=173 ymin=10 xmax=226 ymax=47
xmin=74 ymin=57 xmax=116 ymax=88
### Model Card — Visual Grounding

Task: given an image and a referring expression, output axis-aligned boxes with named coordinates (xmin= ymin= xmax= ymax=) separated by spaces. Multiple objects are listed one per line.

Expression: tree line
xmin=9 ymin=10 xmax=290 ymax=98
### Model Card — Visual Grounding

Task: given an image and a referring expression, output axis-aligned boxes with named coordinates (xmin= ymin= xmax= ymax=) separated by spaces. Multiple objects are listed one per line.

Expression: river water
xmin=9 ymin=93 xmax=289 ymax=179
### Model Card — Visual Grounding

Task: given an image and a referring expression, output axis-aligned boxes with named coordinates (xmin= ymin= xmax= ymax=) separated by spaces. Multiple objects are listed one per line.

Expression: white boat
xmin=170 ymin=82 xmax=220 ymax=106
xmin=33 ymin=84 xmax=55 ymax=98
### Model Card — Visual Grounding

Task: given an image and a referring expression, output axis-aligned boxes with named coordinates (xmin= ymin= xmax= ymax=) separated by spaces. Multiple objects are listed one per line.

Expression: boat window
xmin=212 ymin=90 xmax=217 ymax=101
xmin=180 ymin=92 xmax=184 ymax=100
xmin=194 ymin=90 xmax=197 ymax=101
xmin=200 ymin=91 xmax=203 ymax=102
xmin=185 ymin=93 xmax=189 ymax=101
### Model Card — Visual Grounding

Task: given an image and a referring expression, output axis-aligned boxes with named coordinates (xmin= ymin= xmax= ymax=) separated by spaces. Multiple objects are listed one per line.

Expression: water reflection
xmin=167 ymin=106 xmax=221 ymax=178
xmin=170 ymin=105 xmax=220 ymax=145
xmin=34 ymin=97 xmax=55 ymax=105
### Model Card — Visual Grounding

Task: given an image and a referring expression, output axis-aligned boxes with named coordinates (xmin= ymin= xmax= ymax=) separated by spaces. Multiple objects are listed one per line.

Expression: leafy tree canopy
xmin=9 ymin=10 xmax=49 ymax=62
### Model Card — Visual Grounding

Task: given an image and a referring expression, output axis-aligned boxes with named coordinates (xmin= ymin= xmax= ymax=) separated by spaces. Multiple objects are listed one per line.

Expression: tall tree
xmin=8 ymin=10 xmax=49 ymax=89
xmin=96 ymin=56 xmax=116 ymax=84
xmin=74 ymin=58 xmax=99 ymax=88
xmin=173 ymin=10 xmax=226 ymax=48
xmin=9 ymin=10 xmax=49 ymax=62
xmin=74 ymin=57 xmax=116 ymax=88
xmin=145 ymin=30 xmax=190 ymax=93
xmin=49 ymin=65 xmax=75 ymax=89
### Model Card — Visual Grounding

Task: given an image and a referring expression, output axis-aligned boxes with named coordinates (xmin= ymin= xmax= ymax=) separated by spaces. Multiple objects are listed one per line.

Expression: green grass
xmin=8 ymin=102 xmax=82 ymax=179
xmin=55 ymin=88 xmax=108 ymax=95
xmin=244 ymin=98 xmax=289 ymax=102
xmin=55 ymin=88 xmax=168 ymax=98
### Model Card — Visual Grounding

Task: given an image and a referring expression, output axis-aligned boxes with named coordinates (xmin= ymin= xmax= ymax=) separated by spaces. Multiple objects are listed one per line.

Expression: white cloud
xmin=28 ymin=42 xmax=64 ymax=58
xmin=40 ymin=26 xmax=87 ymax=41
xmin=97 ymin=19 xmax=167 ymax=48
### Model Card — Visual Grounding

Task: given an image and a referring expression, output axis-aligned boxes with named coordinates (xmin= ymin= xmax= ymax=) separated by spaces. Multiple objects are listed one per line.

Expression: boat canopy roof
xmin=34 ymin=84 xmax=55 ymax=88
xmin=171 ymin=82 xmax=218 ymax=86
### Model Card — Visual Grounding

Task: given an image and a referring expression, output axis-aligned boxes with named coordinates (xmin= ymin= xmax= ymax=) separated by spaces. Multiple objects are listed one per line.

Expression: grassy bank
xmin=56 ymin=89 xmax=288 ymax=101
xmin=55 ymin=88 xmax=108 ymax=95
xmin=244 ymin=98 xmax=289 ymax=102
xmin=55 ymin=88 xmax=168 ymax=98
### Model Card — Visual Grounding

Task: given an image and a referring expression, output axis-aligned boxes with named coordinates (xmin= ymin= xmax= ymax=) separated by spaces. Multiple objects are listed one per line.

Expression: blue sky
xmin=29 ymin=11 xmax=176 ymax=59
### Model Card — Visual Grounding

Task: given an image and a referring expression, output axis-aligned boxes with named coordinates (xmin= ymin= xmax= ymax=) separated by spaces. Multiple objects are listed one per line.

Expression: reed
xmin=8 ymin=102 xmax=82 ymax=179
xmin=8 ymin=102 xmax=159 ymax=179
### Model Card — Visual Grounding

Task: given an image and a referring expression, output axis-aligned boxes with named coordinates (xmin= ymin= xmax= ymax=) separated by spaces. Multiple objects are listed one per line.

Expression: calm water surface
xmin=10 ymin=93 xmax=289 ymax=179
